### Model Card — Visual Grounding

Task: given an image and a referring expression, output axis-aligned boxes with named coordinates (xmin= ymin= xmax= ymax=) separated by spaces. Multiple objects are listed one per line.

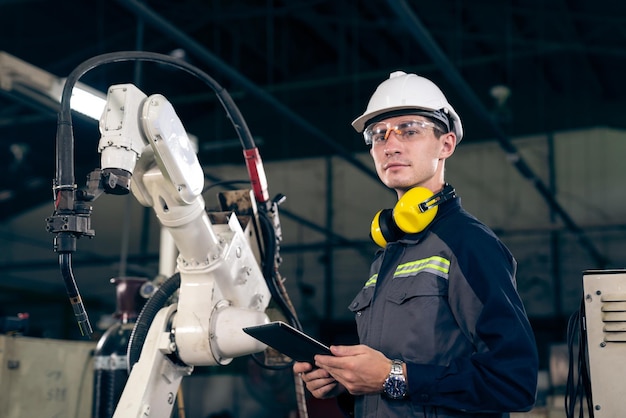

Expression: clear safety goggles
xmin=363 ymin=119 xmax=440 ymax=146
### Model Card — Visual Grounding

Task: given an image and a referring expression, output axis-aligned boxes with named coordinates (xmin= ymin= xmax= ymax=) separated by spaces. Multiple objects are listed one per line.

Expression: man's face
xmin=368 ymin=115 xmax=457 ymax=196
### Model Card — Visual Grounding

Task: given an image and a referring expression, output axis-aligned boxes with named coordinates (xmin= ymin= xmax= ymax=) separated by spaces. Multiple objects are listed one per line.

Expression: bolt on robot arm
xmin=99 ymin=83 xmax=272 ymax=417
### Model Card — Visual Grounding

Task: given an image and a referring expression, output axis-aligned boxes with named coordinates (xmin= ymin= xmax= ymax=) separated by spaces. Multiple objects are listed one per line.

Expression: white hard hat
xmin=351 ymin=71 xmax=463 ymax=142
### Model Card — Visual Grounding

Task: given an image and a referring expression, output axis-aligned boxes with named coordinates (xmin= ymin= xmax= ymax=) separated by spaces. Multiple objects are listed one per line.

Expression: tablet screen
xmin=243 ymin=321 xmax=332 ymax=363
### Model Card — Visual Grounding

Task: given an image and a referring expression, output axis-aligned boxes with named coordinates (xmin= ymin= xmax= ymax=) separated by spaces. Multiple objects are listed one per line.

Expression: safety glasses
xmin=363 ymin=119 xmax=440 ymax=146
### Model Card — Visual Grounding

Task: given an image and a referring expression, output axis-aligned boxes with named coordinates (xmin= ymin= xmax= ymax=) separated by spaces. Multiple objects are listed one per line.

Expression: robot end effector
xmin=95 ymin=83 xmax=204 ymax=201
xmin=92 ymin=84 xmax=148 ymax=197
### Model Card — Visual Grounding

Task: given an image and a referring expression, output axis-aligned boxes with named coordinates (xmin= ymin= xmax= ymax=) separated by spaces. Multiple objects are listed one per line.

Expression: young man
xmin=294 ymin=71 xmax=538 ymax=417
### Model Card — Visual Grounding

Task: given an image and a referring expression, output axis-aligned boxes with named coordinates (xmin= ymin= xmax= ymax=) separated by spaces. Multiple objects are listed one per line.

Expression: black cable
xmin=58 ymin=51 xmax=256 ymax=153
xmin=565 ymin=306 xmax=579 ymax=417
xmin=565 ymin=298 xmax=594 ymax=418
xmin=580 ymin=303 xmax=594 ymax=416
xmin=126 ymin=272 xmax=181 ymax=371
xmin=59 ymin=253 xmax=93 ymax=337
xmin=245 ymin=207 xmax=306 ymax=371
xmin=257 ymin=208 xmax=301 ymax=331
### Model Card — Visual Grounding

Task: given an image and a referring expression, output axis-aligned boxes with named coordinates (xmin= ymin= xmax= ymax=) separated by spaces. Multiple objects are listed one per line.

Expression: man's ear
xmin=440 ymin=132 xmax=457 ymax=158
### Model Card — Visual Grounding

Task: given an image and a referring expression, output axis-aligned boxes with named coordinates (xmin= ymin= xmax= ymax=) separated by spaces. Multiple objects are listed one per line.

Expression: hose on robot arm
xmin=127 ymin=272 xmax=181 ymax=369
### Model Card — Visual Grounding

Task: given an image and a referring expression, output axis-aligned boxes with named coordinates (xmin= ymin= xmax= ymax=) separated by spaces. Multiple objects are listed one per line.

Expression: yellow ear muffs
xmin=393 ymin=187 xmax=438 ymax=234
xmin=370 ymin=187 xmax=436 ymax=247
xmin=370 ymin=209 xmax=397 ymax=248
xmin=370 ymin=185 xmax=456 ymax=247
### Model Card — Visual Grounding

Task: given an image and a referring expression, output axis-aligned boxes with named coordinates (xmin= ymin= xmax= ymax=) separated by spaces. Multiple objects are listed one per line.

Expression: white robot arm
xmin=99 ymin=83 xmax=272 ymax=417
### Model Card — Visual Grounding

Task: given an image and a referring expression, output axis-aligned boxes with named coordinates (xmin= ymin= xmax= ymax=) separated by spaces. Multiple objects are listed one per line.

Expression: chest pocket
xmin=348 ymin=287 xmax=374 ymax=340
xmin=349 ymin=286 xmax=374 ymax=314
xmin=386 ymin=255 xmax=450 ymax=304
xmin=386 ymin=273 xmax=448 ymax=305
xmin=381 ymin=274 xmax=453 ymax=358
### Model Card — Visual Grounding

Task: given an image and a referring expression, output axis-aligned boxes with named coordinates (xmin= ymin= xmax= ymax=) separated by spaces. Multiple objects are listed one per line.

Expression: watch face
xmin=384 ymin=375 xmax=407 ymax=399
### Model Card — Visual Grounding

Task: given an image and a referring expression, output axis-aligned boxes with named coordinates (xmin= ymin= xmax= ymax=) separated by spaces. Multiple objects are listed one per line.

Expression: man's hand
xmin=314 ymin=344 xmax=392 ymax=396
xmin=293 ymin=360 xmax=346 ymax=399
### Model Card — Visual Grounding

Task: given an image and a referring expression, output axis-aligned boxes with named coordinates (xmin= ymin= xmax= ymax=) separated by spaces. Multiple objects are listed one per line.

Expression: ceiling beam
xmin=116 ymin=0 xmax=381 ymax=186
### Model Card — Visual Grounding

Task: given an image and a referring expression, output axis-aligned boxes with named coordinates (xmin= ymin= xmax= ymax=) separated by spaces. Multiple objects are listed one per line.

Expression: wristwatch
xmin=383 ymin=359 xmax=407 ymax=399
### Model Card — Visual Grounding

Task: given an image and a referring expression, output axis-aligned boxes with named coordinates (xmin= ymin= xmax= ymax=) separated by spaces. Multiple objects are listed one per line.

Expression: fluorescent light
xmin=69 ymin=85 xmax=107 ymax=120
xmin=0 ymin=51 xmax=106 ymax=120
xmin=51 ymin=78 xmax=107 ymax=120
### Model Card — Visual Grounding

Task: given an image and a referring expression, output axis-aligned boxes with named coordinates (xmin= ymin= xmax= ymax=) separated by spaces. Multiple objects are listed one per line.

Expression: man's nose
xmin=384 ymin=128 xmax=402 ymax=141
xmin=383 ymin=130 xmax=402 ymax=155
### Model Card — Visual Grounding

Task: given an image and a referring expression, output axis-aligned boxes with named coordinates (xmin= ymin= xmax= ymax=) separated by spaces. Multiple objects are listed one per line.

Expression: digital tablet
xmin=243 ymin=321 xmax=332 ymax=363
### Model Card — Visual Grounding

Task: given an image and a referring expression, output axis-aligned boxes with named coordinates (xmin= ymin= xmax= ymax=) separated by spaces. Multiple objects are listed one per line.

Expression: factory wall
xmin=1 ymin=126 xmax=625 ymax=338
xmin=0 ymin=126 xmax=624 ymax=417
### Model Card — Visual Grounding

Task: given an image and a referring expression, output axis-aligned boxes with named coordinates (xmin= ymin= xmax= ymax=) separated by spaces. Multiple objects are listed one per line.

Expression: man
xmin=294 ymin=71 xmax=538 ymax=417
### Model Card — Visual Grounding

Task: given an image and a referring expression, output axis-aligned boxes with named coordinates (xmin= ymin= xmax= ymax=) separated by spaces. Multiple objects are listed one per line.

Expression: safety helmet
xmin=351 ymin=71 xmax=463 ymax=142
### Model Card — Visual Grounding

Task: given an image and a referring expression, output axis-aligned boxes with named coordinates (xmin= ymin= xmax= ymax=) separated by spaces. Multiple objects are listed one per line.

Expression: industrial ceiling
xmin=1 ymin=0 xmax=626 ymax=221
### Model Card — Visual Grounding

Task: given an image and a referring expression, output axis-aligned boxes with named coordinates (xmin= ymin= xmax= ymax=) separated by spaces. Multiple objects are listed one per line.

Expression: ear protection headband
xmin=370 ymin=184 xmax=456 ymax=247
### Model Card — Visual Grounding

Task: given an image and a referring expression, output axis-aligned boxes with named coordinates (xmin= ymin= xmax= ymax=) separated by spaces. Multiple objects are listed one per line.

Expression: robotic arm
xmin=96 ymin=83 xmax=272 ymax=417
xmin=47 ymin=52 xmax=303 ymax=418
xmin=104 ymin=84 xmax=271 ymax=360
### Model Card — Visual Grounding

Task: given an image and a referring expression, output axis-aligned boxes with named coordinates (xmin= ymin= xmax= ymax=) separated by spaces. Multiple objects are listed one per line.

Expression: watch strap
xmin=390 ymin=359 xmax=403 ymax=375
xmin=383 ymin=359 xmax=407 ymax=399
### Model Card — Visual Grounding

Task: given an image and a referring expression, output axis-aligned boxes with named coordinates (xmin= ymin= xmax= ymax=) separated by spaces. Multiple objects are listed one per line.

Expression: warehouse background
xmin=1 ymin=1 xmax=625 ymax=417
